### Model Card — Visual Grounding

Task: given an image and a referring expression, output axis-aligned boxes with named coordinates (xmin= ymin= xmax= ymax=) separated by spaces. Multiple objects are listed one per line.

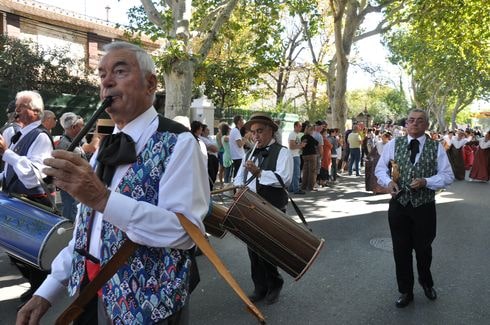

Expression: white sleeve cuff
xmin=34 ymin=274 xmax=67 ymax=306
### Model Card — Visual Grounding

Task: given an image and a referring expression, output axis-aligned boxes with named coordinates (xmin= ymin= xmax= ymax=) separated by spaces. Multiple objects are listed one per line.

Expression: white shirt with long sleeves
xmin=233 ymin=140 xmax=293 ymax=193
xmin=35 ymin=107 xmax=210 ymax=305
xmin=1 ymin=120 xmax=53 ymax=188
xmin=375 ymin=135 xmax=454 ymax=190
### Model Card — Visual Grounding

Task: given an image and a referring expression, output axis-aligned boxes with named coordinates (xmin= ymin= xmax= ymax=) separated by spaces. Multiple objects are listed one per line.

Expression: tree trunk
xmin=163 ymin=60 xmax=195 ymax=119
xmin=329 ymin=1 xmax=364 ymax=132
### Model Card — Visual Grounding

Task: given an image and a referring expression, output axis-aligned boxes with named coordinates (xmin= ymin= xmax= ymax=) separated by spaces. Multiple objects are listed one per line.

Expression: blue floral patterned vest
xmin=68 ymin=117 xmax=192 ymax=324
xmin=394 ymin=136 xmax=438 ymax=207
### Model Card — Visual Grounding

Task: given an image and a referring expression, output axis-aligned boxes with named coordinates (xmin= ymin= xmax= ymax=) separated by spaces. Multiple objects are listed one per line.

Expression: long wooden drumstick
xmin=177 ymin=213 xmax=266 ymax=324
xmin=211 ymin=185 xmax=240 ymax=195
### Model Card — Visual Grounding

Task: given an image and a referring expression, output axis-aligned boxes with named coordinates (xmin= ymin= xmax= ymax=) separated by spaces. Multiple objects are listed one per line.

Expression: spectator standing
xmin=200 ymin=124 xmax=219 ymax=190
xmin=327 ymin=128 xmax=339 ymax=182
xmin=229 ymin=115 xmax=245 ymax=178
xmin=220 ymin=123 xmax=233 ymax=184
xmin=347 ymin=125 xmax=362 ymax=176
xmin=300 ymin=125 xmax=319 ymax=192
xmin=319 ymin=128 xmax=332 ymax=186
xmin=288 ymin=121 xmax=305 ymax=194
xmin=41 ymin=110 xmax=57 ymax=134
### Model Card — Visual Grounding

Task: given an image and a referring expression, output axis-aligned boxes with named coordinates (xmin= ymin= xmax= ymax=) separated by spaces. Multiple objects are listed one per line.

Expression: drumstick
xmin=211 ymin=185 xmax=241 ymax=195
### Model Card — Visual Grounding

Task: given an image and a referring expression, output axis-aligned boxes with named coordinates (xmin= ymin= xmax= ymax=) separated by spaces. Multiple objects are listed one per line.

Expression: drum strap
xmin=56 ymin=215 xmax=266 ymax=325
xmin=273 ymin=173 xmax=312 ymax=231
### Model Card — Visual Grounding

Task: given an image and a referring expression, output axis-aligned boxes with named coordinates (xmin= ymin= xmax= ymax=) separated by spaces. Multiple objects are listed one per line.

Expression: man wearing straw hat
xmin=234 ymin=112 xmax=293 ymax=305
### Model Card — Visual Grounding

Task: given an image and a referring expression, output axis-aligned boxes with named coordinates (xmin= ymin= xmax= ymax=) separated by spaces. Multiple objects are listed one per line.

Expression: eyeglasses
xmin=406 ymin=118 xmax=426 ymax=125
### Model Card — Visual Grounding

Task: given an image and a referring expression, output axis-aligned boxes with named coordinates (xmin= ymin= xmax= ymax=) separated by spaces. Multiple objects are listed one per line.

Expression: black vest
xmin=4 ymin=125 xmax=54 ymax=196
xmin=247 ymin=142 xmax=288 ymax=211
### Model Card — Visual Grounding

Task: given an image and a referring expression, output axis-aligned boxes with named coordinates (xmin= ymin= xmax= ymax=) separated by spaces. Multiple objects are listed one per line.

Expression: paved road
xmin=1 ymin=174 xmax=489 ymax=324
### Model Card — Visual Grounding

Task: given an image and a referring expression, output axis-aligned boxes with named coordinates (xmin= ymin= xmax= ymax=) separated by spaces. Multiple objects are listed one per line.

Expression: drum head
xmin=38 ymin=219 xmax=73 ymax=270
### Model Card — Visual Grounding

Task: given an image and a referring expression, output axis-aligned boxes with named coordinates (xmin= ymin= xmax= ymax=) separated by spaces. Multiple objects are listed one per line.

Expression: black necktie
xmin=96 ymin=132 xmax=137 ymax=186
xmin=11 ymin=131 xmax=22 ymax=145
xmin=409 ymin=139 xmax=419 ymax=164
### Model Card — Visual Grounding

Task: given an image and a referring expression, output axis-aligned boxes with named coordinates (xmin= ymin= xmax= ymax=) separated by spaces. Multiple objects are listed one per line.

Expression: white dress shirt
xmin=375 ymin=135 xmax=454 ymax=190
xmin=36 ymin=107 xmax=210 ymax=305
xmin=1 ymin=120 xmax=53 ymax=188
xmin=233 ymin=140 xmax=293 ymax=193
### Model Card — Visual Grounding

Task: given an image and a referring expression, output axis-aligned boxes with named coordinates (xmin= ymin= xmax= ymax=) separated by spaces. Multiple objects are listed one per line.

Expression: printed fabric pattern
xmin=394 ymin=136 xmax=438 ymax=207
xmin=68 ymin=130 xmax=191 ymax=324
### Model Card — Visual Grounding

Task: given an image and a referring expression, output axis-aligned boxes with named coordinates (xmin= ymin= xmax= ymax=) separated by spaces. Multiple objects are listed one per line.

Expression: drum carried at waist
xmin=0 ymin=192 xmax=73 ymax=271
xmin=205 ymin=187 xmax=324 ymax=280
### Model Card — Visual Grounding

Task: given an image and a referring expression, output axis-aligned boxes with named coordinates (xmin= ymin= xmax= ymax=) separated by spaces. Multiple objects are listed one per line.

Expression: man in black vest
xmin=234 ymin=112 xmax=293 ymax=305
xmin=375 ymin=109 xmax=454 ymax=308
xmin=0 ymin=90 xmax=54 ymax=305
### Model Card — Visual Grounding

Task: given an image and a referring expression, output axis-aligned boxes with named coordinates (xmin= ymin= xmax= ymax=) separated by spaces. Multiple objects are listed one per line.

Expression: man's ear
xmin=146 ymin=74 xmax=157 ymax=95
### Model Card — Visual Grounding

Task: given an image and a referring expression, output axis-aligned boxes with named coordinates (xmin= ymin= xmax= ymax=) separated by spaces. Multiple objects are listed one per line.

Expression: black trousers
xmin=247 ymin=247 xmax=283 ymax=294
xmin=232 ymin=159 xmax=242 ymax=178
xmin=388 ymin=199 xmax=436 ymax=294
xmin=207 ymin=155 xmax=219 ymax=190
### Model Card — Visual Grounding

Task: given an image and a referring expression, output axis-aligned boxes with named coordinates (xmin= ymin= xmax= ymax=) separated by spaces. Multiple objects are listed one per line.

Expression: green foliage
xmin=193 ymin=1 xmax=285 ymax=109
xmin=0 ymin=35 xmax=97 ymax=96
xmin=126 ymin=3 xmax=170 ymax=40
xmin=154 ymin=39 xmax=195 ymax=74
xmin=385 ymin=0 xmax=490 ymax=115
xmin=347 ymin=86 xmax=410 ymax=124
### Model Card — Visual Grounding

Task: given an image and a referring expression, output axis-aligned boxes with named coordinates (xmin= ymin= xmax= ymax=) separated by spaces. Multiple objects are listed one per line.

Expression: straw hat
xmin=243 ymin=112 xmax=278 ymax=132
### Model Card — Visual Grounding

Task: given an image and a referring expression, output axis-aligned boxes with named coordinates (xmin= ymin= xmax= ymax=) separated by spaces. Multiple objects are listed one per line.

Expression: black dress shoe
xmin=423 ymin=286 xmax=437 ymax=300
xmin=395 ymin=293 xmax=414 ymax=308
xmin=265 ymin=282 xmax=284 ymax=305
xmin=248 ymin=291 xmax=267 ymax=303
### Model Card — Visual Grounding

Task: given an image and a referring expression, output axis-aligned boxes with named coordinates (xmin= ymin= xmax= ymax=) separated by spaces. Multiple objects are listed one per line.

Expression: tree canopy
xmin=385 ymin=0 xmax=490 ymax=130
xmin=0 ymin=35 xmax=97 ymax=96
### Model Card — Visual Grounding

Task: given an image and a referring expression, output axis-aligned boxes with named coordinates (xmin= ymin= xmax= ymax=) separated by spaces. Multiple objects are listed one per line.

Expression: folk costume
xmin=234 ymin=137 xmax=293 ymax=304
xmin=1 ymin=120 xmax=54 ymax=303
xmin=447 ymin=137 xmax=467 ymax=180
xmin=36 ymin=107 xmax=210 ymax=324
xmin=375 ymin=135 xmax=454 ymax=298
xmin=469 ymin=136 xmax=490 ymax=182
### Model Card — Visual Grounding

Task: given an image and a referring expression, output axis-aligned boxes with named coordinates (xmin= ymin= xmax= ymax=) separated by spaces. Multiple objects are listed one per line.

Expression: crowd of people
xmin=197 ymin=115 xmax=489 ymax=195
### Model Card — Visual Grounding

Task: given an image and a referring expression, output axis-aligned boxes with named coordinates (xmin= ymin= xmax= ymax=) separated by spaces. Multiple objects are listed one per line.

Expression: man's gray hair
xmin=103 ymin=41 xmax=156 ymax=76
xmin=60 ymin=112 xmax=82 ymax=129
xmin=42 ymin=110 xmax=55 ymax=122
xmin=408 ymin=109 xmax=429 ymax=123
xmin=16 ymin=90 xmax=44 ymax=115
